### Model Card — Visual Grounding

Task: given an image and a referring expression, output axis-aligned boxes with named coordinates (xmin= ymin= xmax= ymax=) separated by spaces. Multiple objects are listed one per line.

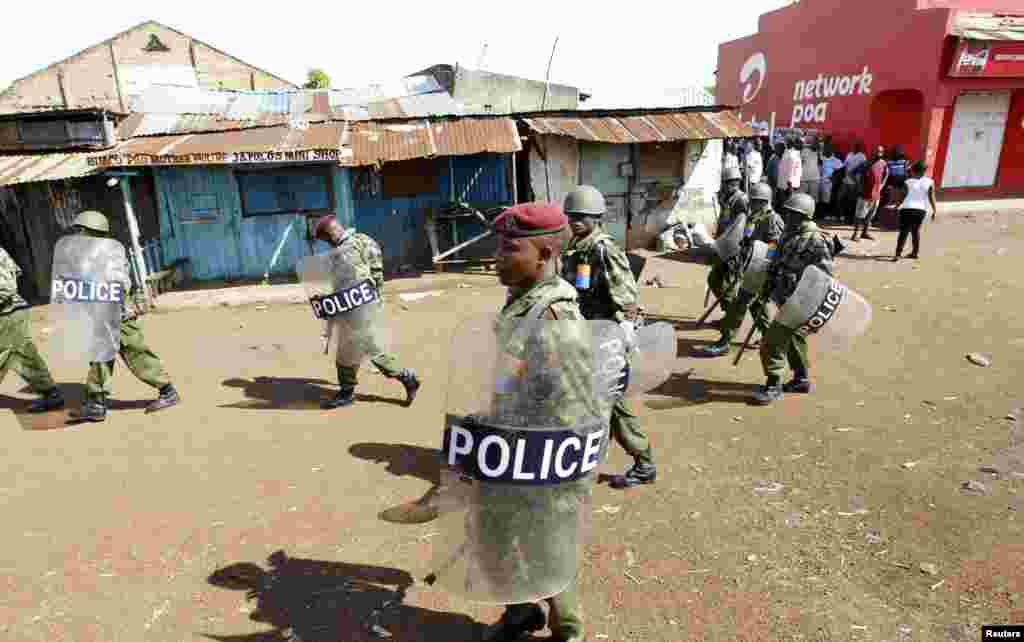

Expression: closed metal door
xmin=942 ymin=91 xmax=1012 ymax=188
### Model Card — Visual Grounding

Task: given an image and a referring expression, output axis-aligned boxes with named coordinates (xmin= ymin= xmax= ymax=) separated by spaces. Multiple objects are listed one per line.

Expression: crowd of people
xmin=722 ymin=135 xmax=938 ymax=261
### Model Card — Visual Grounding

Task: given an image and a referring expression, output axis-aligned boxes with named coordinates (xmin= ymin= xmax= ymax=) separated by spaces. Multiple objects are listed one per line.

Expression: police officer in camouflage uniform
xmin=560 ymin=185 xmax=656 ymax=490
xmin=0 ymin=245 xmax=64 ymax=412
xmin=698 ymin=182 xmax=784 ymax=357
xmin=312 ymin=215 xmax=420 ymax=409
xmin=484 ymin=201 xmax=590 ymax=642
xmin=752 ymin=193 xmax=834 ymax=405
xmin=69 ymin=211 xmax=180 ymax=422
xmin=706 ymin=166 xmax=750 ymax=327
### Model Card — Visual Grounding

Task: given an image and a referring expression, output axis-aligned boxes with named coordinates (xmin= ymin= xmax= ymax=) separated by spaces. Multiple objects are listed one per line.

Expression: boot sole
xmin=145 ymin=398 xmax=180 ymax=414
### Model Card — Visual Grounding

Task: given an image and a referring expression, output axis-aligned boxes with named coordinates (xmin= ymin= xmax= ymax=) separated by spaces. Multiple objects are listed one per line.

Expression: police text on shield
xmin=52 ymin=278 xmax=125 ymax=304
xmin=309 ymin=279 xmax=377 ymax=320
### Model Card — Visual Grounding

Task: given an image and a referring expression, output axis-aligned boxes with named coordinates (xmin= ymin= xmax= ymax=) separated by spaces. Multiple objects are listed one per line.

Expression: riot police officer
xmin=560 ymin=186 xmax=656 ymax=490
xmin=707 ymin=166 xmax=750 ymax=327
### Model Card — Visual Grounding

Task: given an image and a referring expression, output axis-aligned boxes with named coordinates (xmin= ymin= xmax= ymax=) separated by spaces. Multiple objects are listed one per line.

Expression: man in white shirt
xmin=746 ymin=140 xmax=764 ymax=185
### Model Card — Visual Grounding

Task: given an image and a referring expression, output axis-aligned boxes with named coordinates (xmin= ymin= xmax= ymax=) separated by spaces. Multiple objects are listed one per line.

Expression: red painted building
xmin=717 ymin=0 xmax=1024 ymax=198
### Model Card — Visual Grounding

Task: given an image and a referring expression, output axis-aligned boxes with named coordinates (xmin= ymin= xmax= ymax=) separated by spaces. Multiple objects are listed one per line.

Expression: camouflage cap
xmin=493 ymin=202 xmax=567 ymax=238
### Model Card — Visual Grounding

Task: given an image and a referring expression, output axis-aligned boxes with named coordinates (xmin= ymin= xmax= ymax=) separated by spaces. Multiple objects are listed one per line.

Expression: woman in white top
xmin=893 ymin=160 xmax=937 ymax=261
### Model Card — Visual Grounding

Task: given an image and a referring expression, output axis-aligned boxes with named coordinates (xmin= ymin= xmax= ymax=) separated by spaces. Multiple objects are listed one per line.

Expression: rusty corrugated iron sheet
xmin=346 ymin=118 xmax=520 ymax=166
xmin=521 ymin=109 xmax=752 ymax=142
xmin=0 ymin=152 xmax=99 ymax=186
xmin=950 ymin=13 xmax=1024 ymax=40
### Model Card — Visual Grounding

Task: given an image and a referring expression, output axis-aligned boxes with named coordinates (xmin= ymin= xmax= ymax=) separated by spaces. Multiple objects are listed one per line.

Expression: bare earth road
xmin=1 ymin=211 xmax=1022 ymax=642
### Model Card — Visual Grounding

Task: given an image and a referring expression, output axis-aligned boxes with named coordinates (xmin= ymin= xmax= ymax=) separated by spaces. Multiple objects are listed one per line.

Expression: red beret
xmin=492 ymin=202 xmax=567 ymax=238
xmin=313 ymin=215 xmax=337 ymax=239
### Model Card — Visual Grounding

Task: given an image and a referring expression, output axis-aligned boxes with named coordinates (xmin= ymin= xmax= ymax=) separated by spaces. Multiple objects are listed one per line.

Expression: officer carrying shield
xmin=478 ymin=201 xmax=598 ymax=642
xmin=698 ymin=182 xmax=784 ymax=356
xmin=752 ymin=193 xmax=834 ymax=405
xmin=67 ymin=211 xmax=180 ymax=422
xmin=706 ymin=166 xmax=750 ymax=327
xmin=0 ymin=245 xmax=64 ymax=412
xmin=560 ymin=185 xmax=656 ymax=490
xmin=311 ymin=215 xmax=420 ymax=409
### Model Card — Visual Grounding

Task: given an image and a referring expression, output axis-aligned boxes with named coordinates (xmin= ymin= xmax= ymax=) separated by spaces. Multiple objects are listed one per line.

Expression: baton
xmin=322 ymin=320 xmax=333 ymax=355
xmin=732 ymin=324 xmax=760 ymax=367
xmin=695 ymin=294 xmax=721 ymax=327
xmin=703 ymin=284 xmax=711 ymax=308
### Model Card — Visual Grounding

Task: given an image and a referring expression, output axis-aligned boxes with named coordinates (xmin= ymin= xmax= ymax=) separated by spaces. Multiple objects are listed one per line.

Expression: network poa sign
xmin=87 ymin=148 xmax=344 ymax=167
xmin=737 ymin=52 xmax=876 ymax=129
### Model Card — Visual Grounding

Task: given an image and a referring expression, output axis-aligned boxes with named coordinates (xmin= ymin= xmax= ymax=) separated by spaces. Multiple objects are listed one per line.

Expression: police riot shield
xmin=50 ymin=235 xmax=127 ymax=363
xmin=714 ymin=213 xmax=748 ymax=262
xmin=297 ymin=247 xmax=389 ymax=366
xmin=622 ymin=321 xmax=676 ymax=397
xmin=430 ymin=315 xmax=626 ymax=604
xmin=774 ymin=265 xmax=872 ymax=351
xmin=739 ymin=240 xmax=775 ymax=295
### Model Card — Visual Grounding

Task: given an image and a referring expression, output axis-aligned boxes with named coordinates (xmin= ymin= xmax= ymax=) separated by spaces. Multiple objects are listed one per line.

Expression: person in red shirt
xmin=851 ymin=146 xmax=889 ymax=241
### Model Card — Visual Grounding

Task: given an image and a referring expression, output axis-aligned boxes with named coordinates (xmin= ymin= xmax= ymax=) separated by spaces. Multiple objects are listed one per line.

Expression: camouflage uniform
xmin=326 ymin=228 xmax=406 ymax=386
xmin=716 ymin=203 xmax=785 ymax=344
xmin=707 ymin=189 xmax=750 ymax=314
xmin=487 ymin=273 xmax=593 ymax=642
xmin=561 ymin=227 xmax=653 ymax=469
xmin=759 ymin=218 xmax=834 ymax=383
xmin=0 ymin=247 xmax=58 ymax=394
xmin=85 ymin=237 xmax=173 ymax=401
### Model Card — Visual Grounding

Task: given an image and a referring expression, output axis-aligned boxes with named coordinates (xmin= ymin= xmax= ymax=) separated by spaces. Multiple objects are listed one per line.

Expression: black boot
xmin=481 ymin=604 xmax=546 ymax=642
xmin=27 ymin=387 xmax=64 ymax=413
xmin=322 ymin=385 xmax=355 ymax=409
xmin=395 ymin=368 xmax=420 ymax=407
xmin=609 ymin=459 xmax=657 ymax=489
xmin=70 ymin=394 xmax=108 ymax=423
xmin=146 ymin=384 xmax=180 ymax=413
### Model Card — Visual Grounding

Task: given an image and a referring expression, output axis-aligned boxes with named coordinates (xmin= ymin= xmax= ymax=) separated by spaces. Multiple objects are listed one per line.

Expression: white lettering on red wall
xmin=790 ymin=67 xmax=874 ymax=126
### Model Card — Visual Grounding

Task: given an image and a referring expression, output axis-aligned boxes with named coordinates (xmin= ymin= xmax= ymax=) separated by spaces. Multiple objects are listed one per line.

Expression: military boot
xmin=27 ymin=387 xmax=64 ymax=413
xmin=481 ymin=604 xmax=545 ymax=642
xmin=394 ymin=368 xmax=420 ymax=407
xmin=696 ymin=338 xmax=731 ymax=357
xmin=860 ymin=231 xmax=876 ymax=241
xmin=609 ymin=460 xmax=657 ymax=489
xmin=751 ymin=383 xmax=784 ymax=405
xmin=70 ymin=394 xmax=108 ymax=423
xmin=146 ymin=384 xmax=180 ymax=413
xmin=782 ymin=375 xmax=814 ymax=394
xmin=322 ymin=385 xmax=355 ymax=409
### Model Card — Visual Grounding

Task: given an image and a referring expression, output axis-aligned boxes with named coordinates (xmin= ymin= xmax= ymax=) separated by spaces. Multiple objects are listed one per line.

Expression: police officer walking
xmin=560 ymin=186 xmax=656 ymax=490
xmin=483 ymin=201 xmax=592 ymax=642
xmin=311 ymin=215 xmax=420 ymax=409
xmin=707 ymin=166 xmax=750 ymax=327
xmin=0 ymin=245 xmax=64 ymax=412
xmin=68 ymin=211 xmax=180 ymax=422
xmin=698 ymin=183 xmax=784 ymax=357
xmin=752 ymin=194 xmax=834 ymax=405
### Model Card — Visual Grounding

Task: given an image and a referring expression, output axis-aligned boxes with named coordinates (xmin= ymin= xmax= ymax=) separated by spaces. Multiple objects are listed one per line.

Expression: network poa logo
xmin=740 ymin=53 xmax=767 ymax=104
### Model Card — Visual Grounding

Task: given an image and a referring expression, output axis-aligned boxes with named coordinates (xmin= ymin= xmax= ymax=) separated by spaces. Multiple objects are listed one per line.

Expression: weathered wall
xmin=529 ymin=136 xmax=579 ymax=207
xmin=453 ymin=68 xmax=578 ymax=114
xmin=0 ymin=21 xmax=294 ymax=113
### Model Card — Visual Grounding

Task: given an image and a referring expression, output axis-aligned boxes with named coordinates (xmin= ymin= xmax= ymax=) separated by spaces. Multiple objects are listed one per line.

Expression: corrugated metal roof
xmin=950 ymin=13 xmax=1024 ymax=41
xmin=0 ymin=152 xmax=98 ymax=186
xmin=521 ymin=109 xmax=752 ymax=142
xmin=344 ymin=118 xmax=521 ymax=165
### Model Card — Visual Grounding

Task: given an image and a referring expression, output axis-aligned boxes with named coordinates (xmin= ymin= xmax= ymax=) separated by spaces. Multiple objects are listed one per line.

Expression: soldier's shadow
xmin=219 ymin=377 xmax=406 ymax=410
xmin=642 ymin=314 xmax=704 ymax=332
xmin=644 ymin=371 xmax=761 ymax=409
xmin=349 ymin=443 xmax=442 ymax=525
xmin=204 ymin=550 xmax=476 ymax=642
xmin=0 ymin=382 xmax=151 ymax=431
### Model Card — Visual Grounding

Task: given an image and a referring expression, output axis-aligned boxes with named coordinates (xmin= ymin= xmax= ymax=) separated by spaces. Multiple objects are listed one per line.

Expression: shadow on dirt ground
xmin=205 ymin=550 xmax=477 ymax=642
xmin=220 ymin=377 xmax=407 ymax=410
xmin=349 ymin=443 xmax=441 ymax=524
xmin=1 ymin=382 xmax=152 ymax=431
xmin=645 ymin=371 xmax=761 ymax=410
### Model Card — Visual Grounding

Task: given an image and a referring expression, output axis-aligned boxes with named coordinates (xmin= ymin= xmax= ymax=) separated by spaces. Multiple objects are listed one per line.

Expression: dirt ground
xmin=1 ymin=210 xmax=1022 ymax=642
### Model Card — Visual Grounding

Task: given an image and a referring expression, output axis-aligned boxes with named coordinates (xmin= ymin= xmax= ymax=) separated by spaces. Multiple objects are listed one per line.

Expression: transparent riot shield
xmin=620 ymin=321 xmax=676 ymax=397
xmin=714 ymin=213 xmax=748 ymax=262
xmin=50 ymin=235 xmax=127 ymax=363
xmin=774 ymin=265 xmax=872 ymax=351
xmin=297 ymin=248 xmax=389 ymax=367
xmin=739 ymin=240 xmax=775 ymax=296
xmin=430 ymin=315 xmax=625 ymax=604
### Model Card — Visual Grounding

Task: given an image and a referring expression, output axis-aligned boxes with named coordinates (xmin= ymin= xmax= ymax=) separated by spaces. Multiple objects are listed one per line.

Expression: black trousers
xmin=896 ymin=209 xmax=926 ymax=256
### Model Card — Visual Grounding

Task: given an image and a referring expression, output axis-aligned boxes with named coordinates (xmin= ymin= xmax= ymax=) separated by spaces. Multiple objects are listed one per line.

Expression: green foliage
xmin=304 ymin=69 xmax=330 ymax=89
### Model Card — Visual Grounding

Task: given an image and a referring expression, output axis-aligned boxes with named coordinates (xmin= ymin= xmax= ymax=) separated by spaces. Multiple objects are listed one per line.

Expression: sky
xmin=0 ymin=0 xmax=790 ymax=102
